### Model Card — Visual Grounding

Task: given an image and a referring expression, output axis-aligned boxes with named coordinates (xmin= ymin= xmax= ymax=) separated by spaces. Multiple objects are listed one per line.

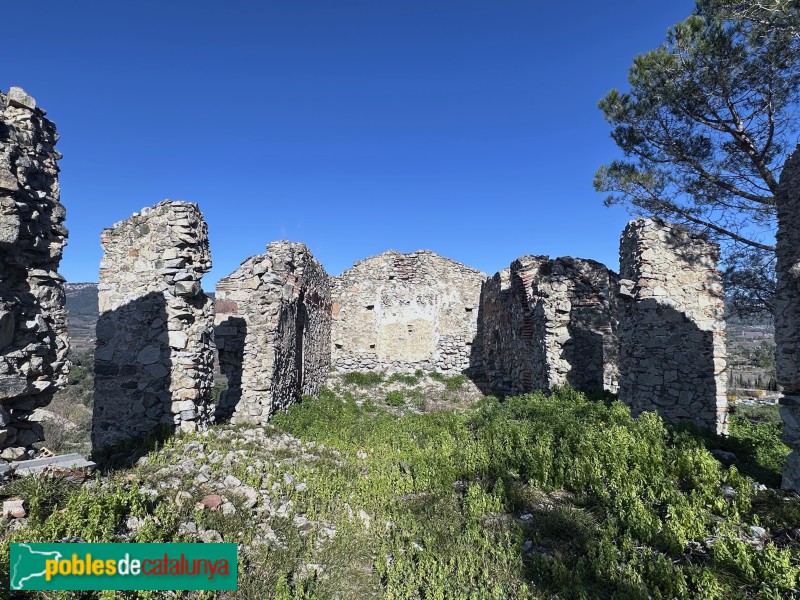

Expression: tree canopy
xmin=596 ymin=0 xmax=800 ymax=314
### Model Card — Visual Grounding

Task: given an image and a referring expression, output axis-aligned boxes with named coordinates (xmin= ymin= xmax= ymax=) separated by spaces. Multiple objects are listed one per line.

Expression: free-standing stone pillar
xmin=774 ymin=144 xmax=800 ymax=490
xmin=214 ymin=241 xmax=331 ymax=423
xmin=92 ymin=201 xmax=215 ymax=452
xmin=0 ymin=87 xmax=69 ymax=462
xmin=617 ymin=218 xmax=727 ymax=434
xmin=478 ymin=256 xmax=619 ymax=395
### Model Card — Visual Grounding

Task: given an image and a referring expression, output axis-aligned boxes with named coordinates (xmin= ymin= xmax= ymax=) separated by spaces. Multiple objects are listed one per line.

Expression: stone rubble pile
xmin=92 ymin=201 xmax=215 ymax=452
xmin=0 ymin=87 xmax=69 ymax=462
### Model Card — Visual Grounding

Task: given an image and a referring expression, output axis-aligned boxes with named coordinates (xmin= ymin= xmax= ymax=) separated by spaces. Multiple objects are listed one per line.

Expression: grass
xmin=428 ymin=371 xmax=469 ymax=390
xmin=342 ymin=371 xmax=384 ymax=387
xmin=1 ymin=385 xmax=797 ymax=599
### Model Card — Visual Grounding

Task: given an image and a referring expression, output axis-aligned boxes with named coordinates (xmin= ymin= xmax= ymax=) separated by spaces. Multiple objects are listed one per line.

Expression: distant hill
xmin=65 ymin=283 xmax=98 ymax=354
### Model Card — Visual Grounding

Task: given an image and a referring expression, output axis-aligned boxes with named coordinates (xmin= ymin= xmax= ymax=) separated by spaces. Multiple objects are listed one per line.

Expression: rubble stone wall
xmin=775 ymin=144 xmax=800 ymax=490
xmin=0 ymin=87 xmax=69 ymax=462
xmin=331 ymin=250 xmax=486 ymax=374
xmin=479 ymin=256 xmax=618 ymax=395
xmin=92 ymin=201 xmax=215 ymax=452
xmin=215 ymin=241 xmax=331 ymax=424
xmin=617 ymin=218 xmax=727 ymax=434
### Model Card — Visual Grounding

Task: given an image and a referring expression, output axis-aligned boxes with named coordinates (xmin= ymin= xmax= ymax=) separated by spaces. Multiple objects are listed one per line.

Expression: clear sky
xmin=5 ymin=0 xmax=696 ymax=285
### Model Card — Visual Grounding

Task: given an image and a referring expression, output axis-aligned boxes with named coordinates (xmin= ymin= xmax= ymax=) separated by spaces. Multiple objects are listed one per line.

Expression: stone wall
xmin=479 ymin=256 xmax=618 ymax=395
xmin=617 ymin=218 xmax=727 ymax=434
xmin=775 ymin=144 xmax=800 ymax=490
xmin=0 ymin=87 xmax=69 ymax=462
xmin=92 ymin=201 xmax=215 ymax=452
xmin=215 ymin=241 xmax=331 ymax=424
xmin=331 ymin=250 xmax=486 ymax=374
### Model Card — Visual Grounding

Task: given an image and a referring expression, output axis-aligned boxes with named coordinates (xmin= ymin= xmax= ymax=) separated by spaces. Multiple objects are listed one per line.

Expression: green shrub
xmin=386 ymin=390 xmax=406 ymax=407
xmin=429 ymin=371 xmax=469 ymax=390
xmin=342 ymin=371 xmax=384 ymax=387
xmin=387 ymin=372 xmax=421 ymax=385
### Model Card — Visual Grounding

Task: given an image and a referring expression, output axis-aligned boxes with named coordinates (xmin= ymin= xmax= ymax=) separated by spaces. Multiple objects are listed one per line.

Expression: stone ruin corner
xmin=775 ymin=144 xmax=800 ymax=490
xmin=215 ymin=240 xmax=331 ymax=424
xmin=91 ymin=200 xmax=215 ymax=453
xmin=0 ymin=87 xmax=69 ymax=463
xmin=617 ymin=217 xmax=728 ymax=435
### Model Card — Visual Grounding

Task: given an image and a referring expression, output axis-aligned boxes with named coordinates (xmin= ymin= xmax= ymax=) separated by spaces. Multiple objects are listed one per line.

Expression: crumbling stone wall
xmin=215 ymin=241 xmax=331 ymax=424
xmin=775 ymin=144 xmax=800 ymax=490
xmin=331 ymin=250 xmax=485 ymax=374
xmin=617 ymin=218 xmax=727 ymax=434
xmin=0 ymin=87 xmax=69 ymax=462
xmin=479 ymin=256 xmax=618 ymax=395
xmin=92 ymin=201 xmax=215 ymax=452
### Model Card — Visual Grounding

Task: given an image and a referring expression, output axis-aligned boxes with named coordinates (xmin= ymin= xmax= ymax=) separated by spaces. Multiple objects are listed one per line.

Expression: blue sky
xmin=5 ymin=0 xmax=696 ymax=285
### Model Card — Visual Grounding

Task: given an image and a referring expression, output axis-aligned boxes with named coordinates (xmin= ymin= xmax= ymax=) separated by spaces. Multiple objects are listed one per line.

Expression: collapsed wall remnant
xmin=0 ymin=87 xmax=69 ymax=462
xmin=331 ymin=250 xmax=486 ymax=374
xmin=775 ymin=144 xmax=800 ymax=490
xmin=92 ymin=201 xmax=215 ymax=452
xmin=215 ymin=241 xmax=331 ymax=423
xmin=617 ymin=218 xmax=727 ymax=434
xmin=479 ymin=256 xmax=618 ymax=395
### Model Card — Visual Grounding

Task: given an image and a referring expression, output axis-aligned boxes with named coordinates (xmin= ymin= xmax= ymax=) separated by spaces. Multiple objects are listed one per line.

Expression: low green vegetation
xmin=428 ymin=371 xmax=469 ymax=390
xmin=1 ymin=384 xmax=797 ymax=599
xmin=342 ymin=371 xmax=384 ymax=387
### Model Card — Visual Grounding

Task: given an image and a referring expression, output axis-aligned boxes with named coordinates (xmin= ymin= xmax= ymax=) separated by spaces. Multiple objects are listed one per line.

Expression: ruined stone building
xmin=617 ymin=218 xmax=728 ymax=435
xmin=92 ymin=201 xmax=215 ymax=452
xmin=330 ymin=250 xmax=486 ymax=374
xmin=0 ymin=87 xmax=69 ymax=462
xmin=479 ymin=256 xmax=619 ymax=396
xmin=215 ymin=241 xmax=331 ymax=424
xmin=775 ymin=144 xmax=800 ymax=490
xmin=0 ymin=85 xmax=737 ymax=462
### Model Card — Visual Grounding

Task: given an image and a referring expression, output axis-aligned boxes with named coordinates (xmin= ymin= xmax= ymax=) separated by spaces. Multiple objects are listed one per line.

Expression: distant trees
xmin=596 ymin=0 xmax=800 ymax=315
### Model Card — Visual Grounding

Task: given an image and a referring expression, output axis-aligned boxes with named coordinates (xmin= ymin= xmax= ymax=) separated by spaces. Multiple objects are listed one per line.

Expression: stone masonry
xmin=617 ymin=218 xmax=727 ymax=434
xmin=331 ymin=250 xmax=486 ymax=374
xmin=479 ymin=256 xmax=618 ymax=395
xmin=92 ymin=201 xmax=215 ymax=452
xmin=774 ymin=144 xmax=800 ymax=490
xmin=215 ymin=241 xmax=331 ymax=424
xmin=0 ymin=87 xmax=69 ymax=462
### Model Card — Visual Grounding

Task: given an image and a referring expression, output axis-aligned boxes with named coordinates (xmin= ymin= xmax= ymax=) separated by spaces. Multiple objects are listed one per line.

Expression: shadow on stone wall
xmin=215 ymin=316 xmax=246 ymax=423
xmin=91 ymin=291 xmax=172 ymax=467
xmin=272 ymin=291 xmax=308 ymax=414
xmin=564 ymin=323 xmax=605 ymax=393
xmin=618 ymin=298 xmax=720 ymax=431
xmin=467 ymin=287 xmax=500 ymax=396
